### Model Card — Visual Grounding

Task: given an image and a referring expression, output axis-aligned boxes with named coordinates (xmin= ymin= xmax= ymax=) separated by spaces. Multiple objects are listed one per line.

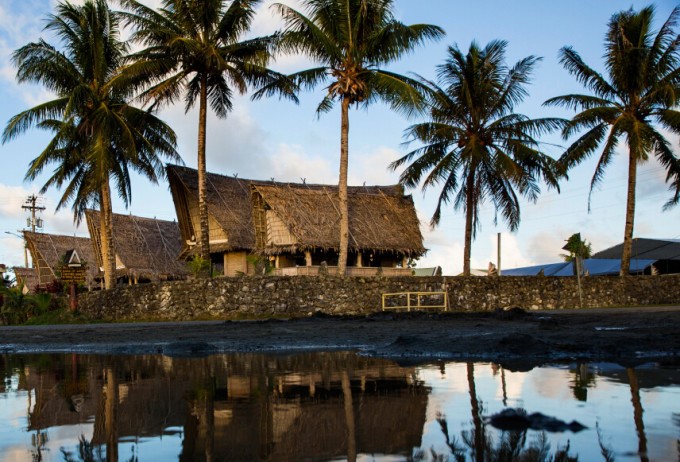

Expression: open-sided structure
xmin=167 ymin=165 xmax=426 ymax=276
xmin=23 ymin=231 xmax=99 ymax=288
xmin=592 ymin=238 xmax=680 ymax=274
xmin=85 ymin=210 xmax=187 ymax=283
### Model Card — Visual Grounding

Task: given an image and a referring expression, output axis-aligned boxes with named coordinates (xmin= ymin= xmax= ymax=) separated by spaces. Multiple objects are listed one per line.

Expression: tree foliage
xmin=545 ymin=5 xmax=680 ymax=275
xmin=2 ymin=0 xmax=180 ymax=289
xmin=121 ymin=0 xmax=281 ymax=260
xmin=391 ymin=41 xmax=561 ymax=275
xmin=256 ymin=0 xmax=444 ymax=275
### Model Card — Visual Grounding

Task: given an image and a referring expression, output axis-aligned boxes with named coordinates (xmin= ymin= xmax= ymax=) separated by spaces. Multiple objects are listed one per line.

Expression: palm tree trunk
xmin=342 ymin=371 xmax=357 ymax=462
xmin=463 ymin=174 xmax=474 ymax=276
xmin=105 ymin=367 xmax=118 ymax=462
xmin=620 ymin=147 xmax=637 ymax=276
xmin=197 ymin=73 xmax=210 ymax=261
xmin=337 ymin=97 xmax=351 ymax=276
xmin=100 ymin=179 xmax=116 ymax=290
xmin=467 ymin=362 xmax=484 ymax=462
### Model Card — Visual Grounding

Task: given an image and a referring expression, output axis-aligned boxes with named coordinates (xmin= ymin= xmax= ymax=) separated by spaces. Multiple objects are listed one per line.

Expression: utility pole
xmin=22 ymin=194 xmax=45 ymax=268
xmin=23 ymin=195 xmax=45 ymax=233
xmin=497 ymin=233 xmax=502 ymax=276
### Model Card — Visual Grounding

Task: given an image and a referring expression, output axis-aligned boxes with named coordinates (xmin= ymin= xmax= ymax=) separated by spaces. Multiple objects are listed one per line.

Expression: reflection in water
xmin=626 ymin=368 xmax=648 ymax=462
xmin=467 ymin=363 xmax=485 ymax=462
xmin=0 ymin=354 xmax=679 ymax=461
xmin=421 ymin=364 xmax=580 ymax=462
xmin=570 ymin=363 xmax=594 ymax=402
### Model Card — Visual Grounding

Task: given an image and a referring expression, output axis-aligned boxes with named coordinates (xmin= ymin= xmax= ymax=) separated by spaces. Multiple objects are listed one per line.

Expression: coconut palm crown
xmin=2 ymin=0 xmax=180 ymax=289
xmin=121 ymin=0 xmax=281 ymax=260
xmin=545 ymin=5 xmax=680 ymax=276
xmin=390 ymin=41 xmax=562 ymax=276
xmin=255 ymin=0 xmax=445 ymax=275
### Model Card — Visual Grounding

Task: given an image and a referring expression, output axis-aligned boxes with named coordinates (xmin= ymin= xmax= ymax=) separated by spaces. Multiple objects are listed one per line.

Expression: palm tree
xmin=2 ymin=0 xmax=180 ymax=290
xmin=390 ymin=41 xmax=561 ymax=276
xmin=121 ymin=0 xmax=280 ymax=261
xmin=256 ymin=0 xmax=444 ymax=275
xmin=545 ymin=5 xmax=680 ymax=276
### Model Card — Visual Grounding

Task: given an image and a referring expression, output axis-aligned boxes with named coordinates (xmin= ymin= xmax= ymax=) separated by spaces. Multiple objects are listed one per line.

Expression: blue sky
xmin=0 ymin=0 xmax=678 ymax=275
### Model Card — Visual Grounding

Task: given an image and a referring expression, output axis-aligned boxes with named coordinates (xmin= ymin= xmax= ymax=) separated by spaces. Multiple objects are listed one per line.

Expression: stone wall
xmin=77 ymin=274 xmax=680 ymax=321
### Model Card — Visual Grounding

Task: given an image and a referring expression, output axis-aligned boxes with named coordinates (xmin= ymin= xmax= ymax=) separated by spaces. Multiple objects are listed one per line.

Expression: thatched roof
xmin=167 ymin=165 xmax=256 ymax=254
xmin=85 ymin=210 xmax=186 ymax=280
xmin=12 ymin=267 xmax=38 ymax=292
xmin=23 ymin=231 xmax=98 ymax=286
xmin=253 ymin=182 xmax=425 ymax=256
xmin=166 ymin=165 xmax=426 ymax=257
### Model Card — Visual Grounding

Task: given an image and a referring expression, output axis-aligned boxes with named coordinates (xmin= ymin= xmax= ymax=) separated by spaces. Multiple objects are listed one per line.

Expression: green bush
xmin=187 ymin=255 xmax=211 ymax=278
xmin=0 ymin=284 xmax=67 ymax=325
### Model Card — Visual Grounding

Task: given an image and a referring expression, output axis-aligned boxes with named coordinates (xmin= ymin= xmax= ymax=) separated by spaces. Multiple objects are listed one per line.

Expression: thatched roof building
xmin=12 ymin=267 xmax=38 ymax=293
xmin=85 ymin=210 xmax=187 ymax=282
xmin=167 ymin=165 xmax=426 ymax=276
xmin=23 ymin=231 xmax=98 ymax=288
xmin=251 ymin=182 xmax=425 ymax=256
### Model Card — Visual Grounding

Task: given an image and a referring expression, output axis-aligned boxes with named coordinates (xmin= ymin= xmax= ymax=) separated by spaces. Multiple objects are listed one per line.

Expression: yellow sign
xmin=60 ymin=266 xmax=86 ymax=283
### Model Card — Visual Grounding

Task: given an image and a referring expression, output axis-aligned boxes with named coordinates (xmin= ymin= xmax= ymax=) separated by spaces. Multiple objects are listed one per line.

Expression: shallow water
xmin=0 ymin=353 xmax=678 ymax=462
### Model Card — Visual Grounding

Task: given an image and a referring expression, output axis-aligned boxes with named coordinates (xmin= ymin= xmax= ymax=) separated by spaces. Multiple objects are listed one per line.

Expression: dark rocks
xmin=162 ymin=341 xmax=219 ymax=357
xmin=488 ymin=408 xmax=588 ymax=433
xmin=496 ymin=333 xmax=549 ymax=354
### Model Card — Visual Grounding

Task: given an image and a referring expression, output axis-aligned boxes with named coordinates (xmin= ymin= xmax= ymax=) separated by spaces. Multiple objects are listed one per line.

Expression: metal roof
xmin=502 ymin=262 xmax=570 ymax=276
xmin=503 ymin=258 xmax=656 ymax=277
xmin=592 ymin=238 xmax=680 ymax=261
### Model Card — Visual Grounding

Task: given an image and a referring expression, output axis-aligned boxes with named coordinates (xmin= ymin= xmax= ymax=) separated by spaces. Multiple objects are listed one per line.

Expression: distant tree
xmin=121 ymin=0 xmax=281 ymax=260
xmin=545 ymin=5 xmax=680 ymax=276
xmin=391 ymin=41 xmax=561 ymax=276
xmin=256 ymin=0 xmax=444 ymax=275
xmin=2 ymin=0 xmax=180 ymax=289
xmin=560 ymin=232 xmax=593 ymax=262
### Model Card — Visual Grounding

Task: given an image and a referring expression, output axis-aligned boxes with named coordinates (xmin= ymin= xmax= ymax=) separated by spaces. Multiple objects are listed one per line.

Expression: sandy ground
xmin=1 ymin=306 xmax=679 ymax=366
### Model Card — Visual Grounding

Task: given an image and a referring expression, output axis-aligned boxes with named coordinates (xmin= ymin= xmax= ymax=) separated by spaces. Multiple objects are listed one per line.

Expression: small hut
xmin=85 ymin=210 xmax=187 ymax=283
xmin=23 ymin=231 xmax=99 ymax=289
xmin=12 ymin=267 xmax=38 ymax=293
xmin=167 ymin=165 xmax=426 ymax=276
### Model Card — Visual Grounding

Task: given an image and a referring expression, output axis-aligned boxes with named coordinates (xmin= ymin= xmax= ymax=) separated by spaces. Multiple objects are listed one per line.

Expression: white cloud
xmin=0 ymin=184 xmax=33 ymax=220
xmin=494 ymin=233 xmax=534 ymax=270
xmin=419 ymin=240 xmax=465 ymax=276
xmin=268 ymin=143 xmax=335 ymax=183
xmin=0 ymin=1 xmax=57 ymax=105
xmin=418 ymin=222 xmax=536 ymax=275
xmin=348 ymin=146 xmax=401 ymax=186
xmin=250 ymin=0 xmax=321 ymax=72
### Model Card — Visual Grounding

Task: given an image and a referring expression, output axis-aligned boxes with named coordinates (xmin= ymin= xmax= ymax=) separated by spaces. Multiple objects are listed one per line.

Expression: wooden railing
xmin=271 ymin=266 xmax=414 ymax=277
xmin=381 ymin=292 xmax=448 ymax=311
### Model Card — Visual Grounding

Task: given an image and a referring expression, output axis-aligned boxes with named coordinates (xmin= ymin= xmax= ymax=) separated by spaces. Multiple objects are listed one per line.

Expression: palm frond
xmin=558 ymin=46 xmax=618 ymax=99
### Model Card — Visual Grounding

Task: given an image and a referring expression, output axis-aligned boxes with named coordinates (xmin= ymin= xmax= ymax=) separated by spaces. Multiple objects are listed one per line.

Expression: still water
xmin=0 ymin=353 xmax=678 ymax=462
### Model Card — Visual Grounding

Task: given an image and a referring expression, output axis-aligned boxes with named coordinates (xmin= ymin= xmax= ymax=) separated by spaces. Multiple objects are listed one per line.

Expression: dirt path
xmin=1 ymin=306 xmax=679 ymax=366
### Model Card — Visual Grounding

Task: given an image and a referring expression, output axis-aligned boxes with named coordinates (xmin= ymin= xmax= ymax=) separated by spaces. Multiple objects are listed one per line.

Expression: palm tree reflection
xmin=626 ymin=368 xmax=649 ymax=462
xmin=415 ymin=363 xmax=580 ymax=462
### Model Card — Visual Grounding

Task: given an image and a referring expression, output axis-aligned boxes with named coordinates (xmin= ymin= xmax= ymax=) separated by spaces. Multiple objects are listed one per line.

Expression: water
xmin=0 ymin=353 xmax=678 ymax=462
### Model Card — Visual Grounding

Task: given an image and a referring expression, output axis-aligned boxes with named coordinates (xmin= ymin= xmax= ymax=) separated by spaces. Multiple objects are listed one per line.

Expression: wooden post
xmin=305 ymin=251 xmax=312 ymax=267
xmin=402 ymin=256 xmax=408 ymax=268
xmin=356 ymin=253 xmax=362 ymax=268
xmin=69 ymin=283 xmax=77 ymax=312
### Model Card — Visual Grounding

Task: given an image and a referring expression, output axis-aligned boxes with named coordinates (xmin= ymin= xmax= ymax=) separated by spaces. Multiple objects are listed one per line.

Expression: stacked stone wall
xmin=77 ymin=275 xmax=680 ymax=321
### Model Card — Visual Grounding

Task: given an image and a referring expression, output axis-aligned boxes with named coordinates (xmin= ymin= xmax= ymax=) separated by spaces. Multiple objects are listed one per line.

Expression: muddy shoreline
xmin=1 ymin=306 xmax=679 ymax=366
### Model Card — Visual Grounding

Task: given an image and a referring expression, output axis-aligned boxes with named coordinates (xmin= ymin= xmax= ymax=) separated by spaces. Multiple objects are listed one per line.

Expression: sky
xmin=0 ymin=0 xmax=679 ymax=275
